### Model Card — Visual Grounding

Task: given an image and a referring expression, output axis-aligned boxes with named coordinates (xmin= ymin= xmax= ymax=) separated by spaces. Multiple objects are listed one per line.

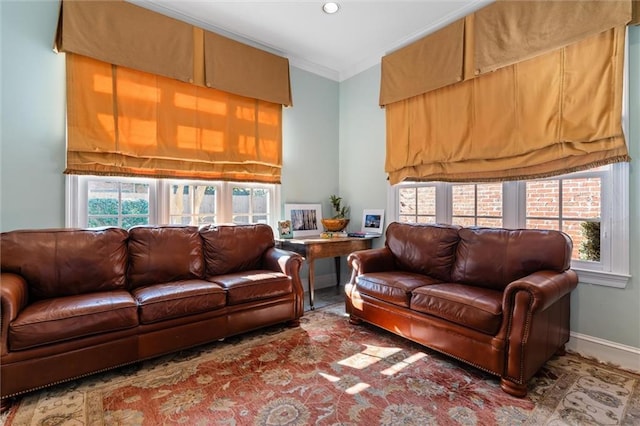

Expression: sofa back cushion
xmin=200 ymin=224 xmax=274 ymax=276
xmin=1 ymin=227 xmax=128 ymax=300
xmin=127 ymin=225 xmax=204 ymax=288
xmin=451 ymin=227 xmax=573 ymax=290
xmin=385 ymin=222 xmax=461 ymax=282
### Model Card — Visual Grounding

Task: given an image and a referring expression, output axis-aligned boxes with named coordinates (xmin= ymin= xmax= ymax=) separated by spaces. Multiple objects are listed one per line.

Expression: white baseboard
xmin=567 ymin=332 xmax=640 ymax=373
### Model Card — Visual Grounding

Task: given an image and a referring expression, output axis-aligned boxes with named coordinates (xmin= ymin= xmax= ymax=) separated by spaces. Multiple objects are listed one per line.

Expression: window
xmin=67 ymin=176 xmax=280 ymax=230
xmin=389 ymin=163 xmax=630 ymax=288
xmin=87 ymin=180 xmax=151 ymax=228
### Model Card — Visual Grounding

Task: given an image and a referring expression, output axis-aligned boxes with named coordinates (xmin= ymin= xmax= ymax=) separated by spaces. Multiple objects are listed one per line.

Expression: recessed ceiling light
xmin=322 ymin=2 xmax=340 ymax=14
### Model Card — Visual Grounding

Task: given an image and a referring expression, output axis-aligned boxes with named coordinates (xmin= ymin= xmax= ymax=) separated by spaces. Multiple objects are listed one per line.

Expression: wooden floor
xmin=303 ymin=284 xmax=346 ymax=312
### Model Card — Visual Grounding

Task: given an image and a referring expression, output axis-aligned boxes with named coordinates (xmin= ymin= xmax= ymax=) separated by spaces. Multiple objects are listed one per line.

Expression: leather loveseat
xmin=0 ymin=224 xmax=304 ymax=407
xmin=345 ymin=222 xmax=578 ymax=397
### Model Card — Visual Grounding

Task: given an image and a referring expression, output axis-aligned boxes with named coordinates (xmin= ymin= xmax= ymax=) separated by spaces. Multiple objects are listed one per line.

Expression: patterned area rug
xmin=2 ymin=304 xmax=639 ymax=425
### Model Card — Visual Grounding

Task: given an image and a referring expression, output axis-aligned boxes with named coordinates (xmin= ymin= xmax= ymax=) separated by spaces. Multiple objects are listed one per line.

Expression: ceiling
xmin=131 ymin=0 xmax=493 ymax=82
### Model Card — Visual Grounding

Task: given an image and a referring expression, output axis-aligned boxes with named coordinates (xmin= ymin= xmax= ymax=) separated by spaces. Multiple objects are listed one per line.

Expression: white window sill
xmin=573 ymin=268 xmax=631 ymax=289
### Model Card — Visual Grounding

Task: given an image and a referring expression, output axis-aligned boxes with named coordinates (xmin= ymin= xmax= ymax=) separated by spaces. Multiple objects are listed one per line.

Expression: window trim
xmin=388 ymin=163 xmax=631 ymax=289
xmin=67 ymin=175 xmax=281 ymax=231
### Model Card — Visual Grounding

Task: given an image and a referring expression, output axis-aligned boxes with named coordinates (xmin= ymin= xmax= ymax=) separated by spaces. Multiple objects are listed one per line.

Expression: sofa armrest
xmin=347 ymin=248 xmax=395 ymax=277
xmin=503 ymin=269 xmax=578 ymax=313
xmin=263 ymin=247 xmax=305 ymax=317
xmin=1 ymin=273 xmax=29 ymax=356
xmin=498 ymin=269 xmax=578 ymax=393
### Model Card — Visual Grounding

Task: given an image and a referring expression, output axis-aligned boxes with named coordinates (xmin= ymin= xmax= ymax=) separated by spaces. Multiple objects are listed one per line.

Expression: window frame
xmin=67 ymin=175 xmax=281 ymax=231
xmin=388 ymin=162 xmax=630 ymax=288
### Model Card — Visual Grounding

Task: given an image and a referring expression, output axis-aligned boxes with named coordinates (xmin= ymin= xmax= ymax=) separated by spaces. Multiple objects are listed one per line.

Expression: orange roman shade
xmin=474 ymin=0 xmax=633 ymax=74
xmin=380 ymin=0 xmax=634 ymax=105
xmin=55 ymin=0 xmax=292 ymax=106
xmin=54 ymin=0 xmax=194 ymax=83
xmin=204 ymin=31 xmax=292 ymax=106
xmin=65 ymin=54 xmax=282 ymax=183
xmin=379 ymin=19 xmax=465 ymax=106
xmin=385 ymin=27 xmax=629 ymax=185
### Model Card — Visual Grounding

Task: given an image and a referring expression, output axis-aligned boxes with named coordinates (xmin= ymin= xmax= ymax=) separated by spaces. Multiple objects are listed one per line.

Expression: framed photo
xmin=284 ymin=204 xmax=323 ymax=237
xmin=361 ymin=209 xmax=384 ymax=235
xmin=277 ymin=220 xmax=293 ymax=239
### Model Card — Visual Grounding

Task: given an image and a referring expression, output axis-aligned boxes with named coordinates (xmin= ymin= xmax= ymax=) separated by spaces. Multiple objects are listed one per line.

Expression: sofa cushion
xmin=357 ymin=272 xmax=442 ymax=307
xmin=1 ymin=228 xmax=128 ymax=300
xmin=132 ymin=280 xmax=226 ymax=324
xmin=201 ymin=224 xmax=274 ymax=276
xmin=9 ymin=290 xmax=138 ymax=351
xmin=385 ymin=222 xmax=461 ymax=282
xmin=128 ymin=226 xmax=204 ymax=289
xmin=411 ymin=283 xmax=503 ymax=335
xmin=451 ymin=227 xmax=573 ymax=290
xmin=210 ymin=271 xmax=292 ymax=305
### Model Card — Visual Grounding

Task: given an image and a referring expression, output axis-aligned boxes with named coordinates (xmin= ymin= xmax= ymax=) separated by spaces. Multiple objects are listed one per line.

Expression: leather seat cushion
xmin=357 ymin=272 xmax=442 ymax=307
xmin=410 ymin=283 xmax=503 ymax=335
xmin=209 ymin=271 xmax=292 ymax=305
xmin=9 ymin=290 xmax=138 ymax=351
xmin=132 ymin=280 xmax=226 ymax=324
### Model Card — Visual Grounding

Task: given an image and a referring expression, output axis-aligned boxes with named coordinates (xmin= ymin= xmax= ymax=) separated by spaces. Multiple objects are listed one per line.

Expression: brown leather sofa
xmin=0 ymin=224 xmax=304 ymax=406
xmin=346 ymin=222 xmax=578 ymax=397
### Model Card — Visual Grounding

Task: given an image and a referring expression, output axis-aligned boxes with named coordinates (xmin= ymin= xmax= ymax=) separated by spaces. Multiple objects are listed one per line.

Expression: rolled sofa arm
xmin=347 ymin=247 xmax=396 ymax=277
xmin=263 ymin=247 xmax=305 ymax=318
xmin=498 ymin=269 xmax=579 ymax=395
xmin=1 ymin=273 xmax=29 ymax=356
xmin=263 ymin=247 xmax=304 ymax=277
xmin=503 ymin=269 xmax=578 ymax=313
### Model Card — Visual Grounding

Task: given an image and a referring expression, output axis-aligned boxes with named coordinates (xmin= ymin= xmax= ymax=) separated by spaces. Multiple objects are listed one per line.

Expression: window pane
xmin=526 ymin=219 xmax=560 ymax=230
xmin=88 ymin=217 xmax=118 ymax=227
xmin=526 ymin=180 xmax=559 ymax=218
xmin=252 ymin=189 xmax=269 ymax=214
xmin=399 ymin=188 xmax=417 ymax=215
xmin=452 ymin=217 xmax=476 ymax=227
xmin=562 ymin=178 xmax=600 ymax=219
xmin=477 ymin=218 xmax=502 ymax=227
xmin=452 ymin=185 xmax=475 ymax=216
xmin=88 ymin=181 xmax=118 ymax=215
xmin=477 ymin=183 xmax=502 ymax=217
xmin=417 ymin=187 xmax=435 ymax=215
xmin=232 ymin=187 xmax=250 ymax=214
xmin=398 ymin=186 xmax=435 ymax=223
xmin=88 ymin=180 xmax=149 ymax=229
xmin=170 ymin=184 xmax=217 ymax=225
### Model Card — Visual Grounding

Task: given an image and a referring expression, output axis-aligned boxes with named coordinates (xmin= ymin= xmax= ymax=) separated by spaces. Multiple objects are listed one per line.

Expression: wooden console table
xmin=275 ymin=236 xmax=374 ymax=309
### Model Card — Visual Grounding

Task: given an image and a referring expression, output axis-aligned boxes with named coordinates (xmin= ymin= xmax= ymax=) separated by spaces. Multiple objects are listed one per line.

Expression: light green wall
xmin=337 ymin=27 xmax=640 ymax=349
xmin=1 ymin=0 xmax=66 ymax=231
xmin=338 ymin=64 xmax=387 ymax=248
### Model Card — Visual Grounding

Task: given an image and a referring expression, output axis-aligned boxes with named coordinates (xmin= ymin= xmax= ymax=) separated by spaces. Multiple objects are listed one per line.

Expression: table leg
xmin=334 ymin=256 xmax=340 ymax=287
xmin=308 ymin=259 xmax=315 ymax=310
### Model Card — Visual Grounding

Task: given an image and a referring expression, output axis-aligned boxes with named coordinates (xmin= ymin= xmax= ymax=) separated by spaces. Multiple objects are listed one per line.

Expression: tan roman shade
xmin=55 ymin=0 xmax=292 ymax=106
xmin=379 ymin=19 xmax=465 ymax=106
xmin=54 ymin=0 xmax=194 ymax=83
xmin=65 ymin=54 xmax=283 ymax=184
xmin=474 ymin=0 xmax=632 ymax=74
xmin=204 ymin=32 xmax=292 ymax=106
xmin=385 ymin=27 xmax=629 ymax=185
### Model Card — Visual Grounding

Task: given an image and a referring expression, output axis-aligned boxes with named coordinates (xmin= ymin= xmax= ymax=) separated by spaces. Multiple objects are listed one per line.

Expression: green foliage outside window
xmin=88 ymin=198 xmax=149 ymax=229
xmin=579 ymin=221 xmax=600 ymax=262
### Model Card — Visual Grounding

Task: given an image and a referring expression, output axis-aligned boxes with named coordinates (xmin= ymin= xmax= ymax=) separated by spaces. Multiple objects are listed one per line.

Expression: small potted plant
xmin=321 ymin=195 xmax=350 ymax=232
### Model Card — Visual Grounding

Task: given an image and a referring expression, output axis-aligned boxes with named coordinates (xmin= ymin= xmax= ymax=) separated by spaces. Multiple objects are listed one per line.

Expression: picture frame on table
xmin=277 ymin=220 xmax=293 ymax=239
xmin=361 ymin=209 xmax=385 ymax=236
xmin=284 ymin=204 xmax=323 ymax=237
